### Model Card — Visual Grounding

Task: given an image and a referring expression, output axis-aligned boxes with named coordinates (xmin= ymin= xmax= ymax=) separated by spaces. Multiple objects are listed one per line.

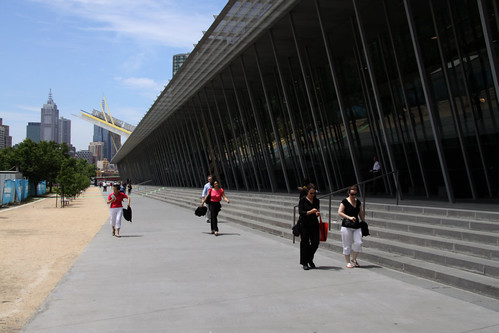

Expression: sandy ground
xmin=0 ymin=186 xmax=109 ymax=332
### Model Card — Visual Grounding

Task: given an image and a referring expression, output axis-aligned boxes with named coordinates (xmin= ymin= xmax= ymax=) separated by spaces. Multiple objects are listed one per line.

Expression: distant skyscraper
xmin=40 ymin=90 xmax=59 ymax=142
xmin=93 ymin=125 xmax=121 ymax=161
xmin=89 ymin=141 xmax=104 ymax=162
xmin=26 ymin=122 xmax=41 ymax=143
xmin=173 ymin=53 xmax=190 ymax=76
xmin=0 ymin=118 xmax=13 ymax=149
xmin=58 ymin=117 xmax=71 ymax=145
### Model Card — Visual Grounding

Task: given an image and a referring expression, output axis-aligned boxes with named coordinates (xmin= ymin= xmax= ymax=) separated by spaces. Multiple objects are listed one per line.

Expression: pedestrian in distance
xmin=338 ymin=185 xmax=365 ymax=268
xmin=107 ymin=184 xmax=131 ymax=238
xmin=298 ymin=184 xmax=320 ymax=270
xmin=201 ymin=175 xmax=213 ymax=224
xmin=201 ymin=180 xmax=229 ymax=236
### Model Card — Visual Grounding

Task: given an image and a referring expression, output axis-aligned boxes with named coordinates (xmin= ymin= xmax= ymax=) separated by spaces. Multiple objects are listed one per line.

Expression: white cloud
xmin=115 ymin=76 xmax=167 ymax=100
xmin=29 ymin=0 xmax=221 ymax=48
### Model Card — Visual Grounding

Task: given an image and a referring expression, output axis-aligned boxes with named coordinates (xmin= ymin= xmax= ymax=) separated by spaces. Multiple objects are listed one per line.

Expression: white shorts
xmin=341 ymin=227 xmax=363 ymax=254
xmin=110 ymin=207 xmax=123 ymax=229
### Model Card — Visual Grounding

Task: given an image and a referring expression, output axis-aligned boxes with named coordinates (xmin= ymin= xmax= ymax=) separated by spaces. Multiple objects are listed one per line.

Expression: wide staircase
xmin=132 ymin=185 xmax=499 ymax=300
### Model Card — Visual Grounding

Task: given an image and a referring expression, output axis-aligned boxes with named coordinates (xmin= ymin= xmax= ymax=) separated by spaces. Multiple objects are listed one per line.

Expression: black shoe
xmin=302 ymin=264 xmax=310 ymax=270
xmin=309 ymin=262 xmax=316 ymax=269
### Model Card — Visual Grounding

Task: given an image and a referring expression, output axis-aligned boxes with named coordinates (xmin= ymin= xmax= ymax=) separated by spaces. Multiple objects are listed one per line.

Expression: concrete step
xmin=135 ymin=186 xmax=499 ymax=299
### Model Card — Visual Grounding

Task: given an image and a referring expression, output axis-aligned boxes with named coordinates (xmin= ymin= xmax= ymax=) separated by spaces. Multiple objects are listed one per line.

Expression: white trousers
xmin=341 ymin=227 xmax=363 ymax=255
xmin=110 ymin=207 xmax=123 ymax=229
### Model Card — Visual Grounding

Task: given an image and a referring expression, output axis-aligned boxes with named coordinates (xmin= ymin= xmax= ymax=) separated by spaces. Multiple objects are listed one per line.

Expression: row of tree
xmin=0 ymin=139 xmax=96 ymax=197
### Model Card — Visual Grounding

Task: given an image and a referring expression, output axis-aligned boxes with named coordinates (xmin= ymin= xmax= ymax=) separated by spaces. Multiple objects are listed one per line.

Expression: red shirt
xmin=108 ymin=191 xmax=128 ymax=208
xmin=209 ymin=188 xmax=224 ymax=202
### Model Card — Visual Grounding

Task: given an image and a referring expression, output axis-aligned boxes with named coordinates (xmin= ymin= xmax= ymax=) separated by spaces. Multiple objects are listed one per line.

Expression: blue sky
xmin=0 ymin=0 xmax=227 ymax=151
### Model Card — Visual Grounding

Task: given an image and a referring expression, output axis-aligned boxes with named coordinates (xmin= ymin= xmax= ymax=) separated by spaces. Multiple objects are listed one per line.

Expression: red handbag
xmin=319 ymin=216 xmax=328 ymax=242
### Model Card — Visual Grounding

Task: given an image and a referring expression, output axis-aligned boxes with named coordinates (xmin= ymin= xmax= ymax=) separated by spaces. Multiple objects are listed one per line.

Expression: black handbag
xmin=342 ymin=218 xmax=359 ymax=229
xmin=292 ymin=219 xmax=301 ymax=237
xmin=195 ymin=206 xmax=208 ymax=216
xmin=359 ymin=221 xmax=370 ymax=236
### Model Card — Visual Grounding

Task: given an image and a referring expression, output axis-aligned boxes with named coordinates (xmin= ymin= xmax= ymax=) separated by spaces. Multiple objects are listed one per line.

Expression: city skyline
xmin=0 ymin=0 xmax=227 ymax=151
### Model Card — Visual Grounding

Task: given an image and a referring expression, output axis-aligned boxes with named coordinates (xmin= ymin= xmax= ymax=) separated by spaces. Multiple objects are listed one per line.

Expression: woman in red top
xmin=107 ymin=184 xmax=131 ymax=238
xmin=201 ymin=180 xmax=229 ymax=236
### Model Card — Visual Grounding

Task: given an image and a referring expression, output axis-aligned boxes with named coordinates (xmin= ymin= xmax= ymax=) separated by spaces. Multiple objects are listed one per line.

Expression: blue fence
xmin=1 ymin=179 xmax=46 ymax=206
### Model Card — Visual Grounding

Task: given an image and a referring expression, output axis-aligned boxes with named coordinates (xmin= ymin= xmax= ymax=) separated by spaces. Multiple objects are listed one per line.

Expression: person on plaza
xmin=369 ymin=156 xmax=381 ymax=193
xmin=127 ymin=183 xmax=132 ymax=195
xmin=298 ymin=184 xmax=320 ymax=270
xmin=107 ymin=184 xmax=131 ymax=238
xmin=119 ymin=181 xmax=126 ymax=193
xmin=338 ymin=185 xmax=365 ymax=268
xmin=201 ymin=179 xmax=229 ymax=236
xmin=201 ymin=175 xmax=213 ymax=224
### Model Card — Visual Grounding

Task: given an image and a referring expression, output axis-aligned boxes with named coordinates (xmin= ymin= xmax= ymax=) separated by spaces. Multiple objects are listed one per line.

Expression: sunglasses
xmin=350 ymin=192 xmax=357 ymax=196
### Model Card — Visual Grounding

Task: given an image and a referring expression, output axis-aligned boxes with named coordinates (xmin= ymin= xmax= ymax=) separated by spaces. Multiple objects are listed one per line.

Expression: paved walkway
xmin=22 ymin=191 xmax=499 ymax=332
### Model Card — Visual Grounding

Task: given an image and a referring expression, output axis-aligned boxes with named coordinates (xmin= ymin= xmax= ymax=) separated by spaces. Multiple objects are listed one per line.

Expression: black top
xmin=341 ymin=198 xmax=361 ymax=220
xmin=299 ymin=196 xmax=320 ymax=224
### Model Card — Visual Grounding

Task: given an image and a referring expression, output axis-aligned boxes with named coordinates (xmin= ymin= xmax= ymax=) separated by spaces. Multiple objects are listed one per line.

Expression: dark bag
xmin=342 ymin=218 xmax=359 ymax=229
xmin=195 ymin=206 xmax=208 ymax=217
xmin=205 ymin=189 xmax=212 ymax=204
xmin=359 ymin=221 xmax=370 ymax=237
xmin=123 ymin=206 xmax=132 ymax=222
xmin=292 ymin=219 xmax=301 ymax=237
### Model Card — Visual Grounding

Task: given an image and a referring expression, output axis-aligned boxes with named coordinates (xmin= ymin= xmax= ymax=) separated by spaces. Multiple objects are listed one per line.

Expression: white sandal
xmin=346 ymin=262 xmax=354 ymax=268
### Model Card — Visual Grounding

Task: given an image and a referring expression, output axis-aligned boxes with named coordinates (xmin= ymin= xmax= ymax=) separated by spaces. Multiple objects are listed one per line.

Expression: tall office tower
xmin=93 ymin=125 xmax=121 ymax=161
xmin=58 ymin=117 xmax=71 ymax=145
xmin=0 ymin=118 xmax=13 ymax=149
xmin=40 ymin=90 xmax=59 ymax=142
xmin=26 ymin=122 xmax=41 ymax=143
xmin=89 ymin=141 xmax=104 ymax=162
xmin=172 ymin=53 xmax=190 ymax=76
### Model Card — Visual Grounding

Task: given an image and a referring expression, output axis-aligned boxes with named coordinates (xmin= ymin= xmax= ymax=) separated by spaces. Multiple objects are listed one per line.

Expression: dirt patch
xmin=0 ymin=187 xmax=109 ymax=332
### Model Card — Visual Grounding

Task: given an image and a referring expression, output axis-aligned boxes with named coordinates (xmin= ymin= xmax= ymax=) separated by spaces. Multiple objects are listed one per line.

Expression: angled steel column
xmin=180 ymin=118 xmax=201 ymax=188
xmin=403 ymin=0 xmax=455 ymax=202
xmin=353 ymin=0 xmax=399 ymax=197
xmin=206 ymin=88 xmax=240 ymax=190
xmin=240 ymin=55 xmax=277 ymax=192
xmin=313 ymin=0 xmax=362 ymax=186
xmin=477 ymin=0 xmax=499 ymax=104
xmin=447 ymin=0 xmax=492 ymax=197
xmin=219 ymin=75 xmax=250 ymax=190
xmin=193 ymin=111 xmax=212 ymax=178
xmin=198 ymin=93 xmax=231 ymax=189
xmin=253 ymin=45 xmax=291 ymax=193
xmin=188 ymin=116 xmax=206 ymax=186
xmin=229 ymin=65 xmax=262 ymax=191
xmin=268 ymin=29 xmax=307 ymax=180
xmin=289 ymin=12 xmax=334 ymax=192
xmin=429 ymin=0 xmax=477 ymax=199
xmin=382 ymin=0 xmax=429 ymax=198
xmin=378 ymin=35 xmax=415 ymax=190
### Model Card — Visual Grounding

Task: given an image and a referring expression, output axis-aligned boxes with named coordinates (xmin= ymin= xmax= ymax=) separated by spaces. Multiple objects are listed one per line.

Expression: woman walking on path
xmin=107 ymin=184 xmax=131 ymax=238
xmin=201 ymin=180 xmax=229 ymax=236
xmin=298 ymin=184 xmax=320 ymax=270
xmin=338 ymin=185 xmax=365 ymax=268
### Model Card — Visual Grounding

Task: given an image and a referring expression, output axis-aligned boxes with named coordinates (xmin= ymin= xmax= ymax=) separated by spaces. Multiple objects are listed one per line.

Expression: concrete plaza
xmin=22 ymin=192 xmax=499 ymax=332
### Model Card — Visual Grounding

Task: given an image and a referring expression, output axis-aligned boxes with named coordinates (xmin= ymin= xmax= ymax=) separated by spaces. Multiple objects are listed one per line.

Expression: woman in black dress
xmin=298 ymin=184 xmax=320 ymax=270
xmin=338 ymin=185 xmax=365 ymax=268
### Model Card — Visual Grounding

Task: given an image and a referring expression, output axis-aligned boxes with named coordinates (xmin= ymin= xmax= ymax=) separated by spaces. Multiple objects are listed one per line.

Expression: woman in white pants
xmin=107 ymin=184 xmax=131 ymax=238
xmin=338 ymin=185 xmax=365 ymax=268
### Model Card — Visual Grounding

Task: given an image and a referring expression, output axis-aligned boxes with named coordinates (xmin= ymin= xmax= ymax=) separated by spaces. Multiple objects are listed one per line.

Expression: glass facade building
xmin=113 ymin=0 xmax=499 ymax=203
